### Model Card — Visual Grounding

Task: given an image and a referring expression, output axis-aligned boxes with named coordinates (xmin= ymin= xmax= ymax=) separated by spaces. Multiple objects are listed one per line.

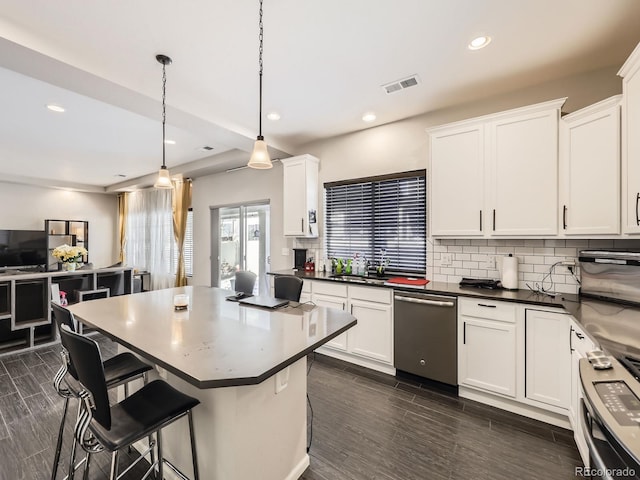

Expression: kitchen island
xmin=69 ymin=285 xmax=356 ymax=480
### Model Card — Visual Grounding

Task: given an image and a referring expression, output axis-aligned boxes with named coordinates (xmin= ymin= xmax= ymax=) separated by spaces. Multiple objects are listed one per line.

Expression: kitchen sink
xmin=329 ymin=274 xmax=387 ymax=286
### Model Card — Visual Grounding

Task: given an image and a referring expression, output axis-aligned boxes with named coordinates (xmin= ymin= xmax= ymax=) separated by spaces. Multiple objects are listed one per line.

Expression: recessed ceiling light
xmin=468 ymin=36 xmax=491 ymax=50
xmin=362 ymin=112 xmax=377 ymax=123
xmin=46 ymin=104 xmax=65 ymax=113
xmin=267 ymin=112 xmax=281 ymax=121
xmin=164 ymin=139 xmax=176 ymax=145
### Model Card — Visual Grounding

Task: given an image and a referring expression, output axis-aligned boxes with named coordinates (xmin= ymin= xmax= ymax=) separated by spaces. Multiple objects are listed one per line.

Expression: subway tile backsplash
xmin=427 ymin=238 xmax=640 ymax=294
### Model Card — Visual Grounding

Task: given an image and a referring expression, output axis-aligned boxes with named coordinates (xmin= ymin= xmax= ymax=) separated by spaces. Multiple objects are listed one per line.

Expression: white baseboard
xmin=315 ymin=346 xmax=396 ymax=376
xmin=459 ymin=386 xmax=571 ymax=430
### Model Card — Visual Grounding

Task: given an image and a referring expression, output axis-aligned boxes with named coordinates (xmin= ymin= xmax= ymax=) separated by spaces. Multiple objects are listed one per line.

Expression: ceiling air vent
xmin=382 ymin=75 xmax=420 ymax=94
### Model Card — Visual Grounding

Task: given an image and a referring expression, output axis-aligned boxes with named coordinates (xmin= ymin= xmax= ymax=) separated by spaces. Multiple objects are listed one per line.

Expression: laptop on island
xmin=238 ymin=295 xmax=289 ymax=309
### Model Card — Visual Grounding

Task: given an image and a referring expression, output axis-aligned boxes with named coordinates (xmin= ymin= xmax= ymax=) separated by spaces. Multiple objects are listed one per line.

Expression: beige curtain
xmin=117 ymin=193 xmax=128 ymax=264
xmin=172 ymin=179 xmax=192 ymax=287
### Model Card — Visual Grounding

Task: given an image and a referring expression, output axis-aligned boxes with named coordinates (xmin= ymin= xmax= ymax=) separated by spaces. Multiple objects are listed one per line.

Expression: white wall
xmin=191 ymin=66 xmax=625 ymax=287
xmin=0 ymin=181 xmax=118 ymax=267
xmin=191 ymin=165 xmax=285 ymax=286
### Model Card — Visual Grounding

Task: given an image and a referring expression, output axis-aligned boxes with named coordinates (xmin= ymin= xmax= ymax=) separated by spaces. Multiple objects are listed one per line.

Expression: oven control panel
xmin=595 ymin=381 xmax=640 ymax=426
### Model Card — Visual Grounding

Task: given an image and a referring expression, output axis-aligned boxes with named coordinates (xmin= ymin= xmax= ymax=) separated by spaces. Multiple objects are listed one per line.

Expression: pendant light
xmin=154 ymin=54 xmax=174 ymax=188
xmin=247 ymin=0 xmax=273 ymax=169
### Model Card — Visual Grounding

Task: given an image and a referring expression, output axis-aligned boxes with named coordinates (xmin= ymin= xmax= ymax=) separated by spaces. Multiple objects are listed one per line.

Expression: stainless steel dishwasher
xmin=394 ymin=291 xmax=457 ymax=386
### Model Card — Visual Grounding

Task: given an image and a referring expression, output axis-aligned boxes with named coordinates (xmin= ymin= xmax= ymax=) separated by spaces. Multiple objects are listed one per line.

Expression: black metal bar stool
xmin=234 ymin=270 xmax=257 ymax=295
xmin=60 ymin=324 xmax=200 ymax=480
xmin=51 ymin=303 xmax=153 ymax=480
xmin=274 ymin=275 xmax=304 ymax=302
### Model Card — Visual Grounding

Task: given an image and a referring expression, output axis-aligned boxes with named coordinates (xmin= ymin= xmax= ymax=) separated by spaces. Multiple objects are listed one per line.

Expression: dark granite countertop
xmin=271 ymin=269 xmax=640 ymax=366
xmin=270 ymin=268 xmax=577 ymax=310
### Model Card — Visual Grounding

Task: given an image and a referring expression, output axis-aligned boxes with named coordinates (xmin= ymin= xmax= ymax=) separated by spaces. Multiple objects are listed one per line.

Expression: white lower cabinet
xmin=311 ymin=281 xmax=348 ymax=351
xmin=311 ymin=281 xmax=394 ymax=374
xmin=569 ymin=320 xmax=595 ymax=467
xmin=524 ymin=309 xmax=571 ymax=410
xmin=348 ymin=291 xmax=393 ymax=364
xmin=458 ymin=298 xmax=578 ymax=429
xmin=458 ymin=298 xmax=517 ymax=397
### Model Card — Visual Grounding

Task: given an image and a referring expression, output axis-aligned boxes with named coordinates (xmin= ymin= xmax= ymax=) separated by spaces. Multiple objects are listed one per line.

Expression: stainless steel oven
xmin=580 ymin=361 xmax=640 ymax=479
xmin=577 ymin=250 xmax=640 ymax=479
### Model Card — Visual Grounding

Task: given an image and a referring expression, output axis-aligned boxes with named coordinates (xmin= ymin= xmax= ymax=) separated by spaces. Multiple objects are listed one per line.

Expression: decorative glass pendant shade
xmin=248 ymin=136 xmax=272 ymax=169
xmin=247 ymin=0 xmax=273 ymax=169
xmin=154 ymin=54 xmax=174 ymax=188
xmin=154 ymin=165 xmax=172 ymax=188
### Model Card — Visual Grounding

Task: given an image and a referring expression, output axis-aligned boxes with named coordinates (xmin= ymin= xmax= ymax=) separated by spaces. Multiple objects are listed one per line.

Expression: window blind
xmin=172 ymin=209 xmax=193 ymax=277
xmin=325 ymin=171 xmax=426 ymax=274
xmin=183 ymin=209 xmax=193 ymax=276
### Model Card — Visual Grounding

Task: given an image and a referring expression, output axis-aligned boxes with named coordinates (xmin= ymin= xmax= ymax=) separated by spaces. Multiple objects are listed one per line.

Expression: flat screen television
xmin=0 ymin=230 xmax=48 ymax=268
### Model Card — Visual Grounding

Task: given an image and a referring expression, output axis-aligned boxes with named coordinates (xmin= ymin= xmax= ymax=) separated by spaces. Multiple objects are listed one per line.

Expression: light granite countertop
xmin=69 ymin=285 xmax=357 ymax=388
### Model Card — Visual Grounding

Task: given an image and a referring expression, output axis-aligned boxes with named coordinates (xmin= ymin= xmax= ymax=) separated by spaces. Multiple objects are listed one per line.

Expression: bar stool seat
xmin=87 ymin=379 xmax=199 ymax=451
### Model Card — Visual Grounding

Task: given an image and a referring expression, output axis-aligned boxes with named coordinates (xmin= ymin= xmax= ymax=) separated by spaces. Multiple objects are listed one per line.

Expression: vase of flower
xmin=52 ymin=244 xmax=88 ymax=272
xmin=64 ymin=262 xmax=77 ymax=272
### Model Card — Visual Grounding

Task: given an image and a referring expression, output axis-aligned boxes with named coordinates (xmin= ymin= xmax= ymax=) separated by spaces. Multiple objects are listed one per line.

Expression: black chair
xmin=51 ymin=303 xmax=153 ymax=480
xmin=274 ymin=275 xmax=304 ymax=302
xmin=60 ymin=324 xmax=200 ymax=480
xmin=234 ymin=270 xmax=257 ymax=295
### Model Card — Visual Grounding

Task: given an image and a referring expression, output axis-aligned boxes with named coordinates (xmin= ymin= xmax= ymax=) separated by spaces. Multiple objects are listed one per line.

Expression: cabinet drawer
xmin=312 ymin=281 xmax=347 ymax=297
xmin=459 ymin=297 xmax=516 ymax=323
xmin=348 ymin=285 xmax=392 ymax=304
xmin=301 ymin=280 xmax=312 ymax=294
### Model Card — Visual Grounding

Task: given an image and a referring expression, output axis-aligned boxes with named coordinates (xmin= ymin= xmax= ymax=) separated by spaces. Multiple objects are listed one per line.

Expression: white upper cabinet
xmin=619 ymin=42 xmax=640 ymax=233
xmin=429 ymin=122 xmax=485 ymax=236
xmin=488 ymin=101 xmax=563 ymax=235
xmin=282 ymin=154 xmax=319 ymax=237
xmin=559 ymin=96 xmax=621 ymax=235
xmin=428 ymin=98 xmax=565 ymax=237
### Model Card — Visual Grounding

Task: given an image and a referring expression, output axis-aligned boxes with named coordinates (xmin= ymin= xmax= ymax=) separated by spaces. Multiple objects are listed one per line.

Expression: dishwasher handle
xmin=394 ymin=295 xmax=455 ymax=307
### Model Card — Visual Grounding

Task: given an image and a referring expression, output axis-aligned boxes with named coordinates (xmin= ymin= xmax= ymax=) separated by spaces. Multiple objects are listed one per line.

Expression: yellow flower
xmin=52 ymin=244 xmax=88 ymax=263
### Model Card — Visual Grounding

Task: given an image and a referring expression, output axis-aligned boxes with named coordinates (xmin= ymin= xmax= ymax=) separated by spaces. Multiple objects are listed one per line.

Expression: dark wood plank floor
xmin=301 ymin=354 xmax=581 ymax=480
xmin=0 ymin=337 xmax=582 ymax=479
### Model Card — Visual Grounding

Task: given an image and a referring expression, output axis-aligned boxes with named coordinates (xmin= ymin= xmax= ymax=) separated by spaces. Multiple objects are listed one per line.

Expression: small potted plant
xmin=52 ymin=244 xmax=88 ymax=272
xmin=376 ymin=249 xmax=390 ymax=276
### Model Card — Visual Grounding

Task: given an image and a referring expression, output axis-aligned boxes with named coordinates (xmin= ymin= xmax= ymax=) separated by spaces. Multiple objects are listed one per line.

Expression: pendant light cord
xmin=161 ymin=60 xmax=167 ymax=168
xmin=258 ymin=0 xmax=264 ymax=138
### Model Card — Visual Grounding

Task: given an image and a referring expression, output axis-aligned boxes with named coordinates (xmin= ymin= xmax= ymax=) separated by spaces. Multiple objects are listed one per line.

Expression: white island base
xmin=128 ymin=357 xmax=309 ymax=480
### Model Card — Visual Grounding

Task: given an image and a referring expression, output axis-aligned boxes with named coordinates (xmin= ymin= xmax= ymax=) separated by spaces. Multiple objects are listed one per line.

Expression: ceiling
xmin=1 ymin=0 xmax=640 ymax=192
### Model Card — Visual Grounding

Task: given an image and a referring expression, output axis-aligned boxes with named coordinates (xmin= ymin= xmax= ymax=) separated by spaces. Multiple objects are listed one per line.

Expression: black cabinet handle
xmin=478 ymin=303 xmax=497 ymax=308
xmin=563 ymin=205 xmax=567 ymax=230
xmin=492 ymin=209 xmax=496 ymax=231
xmin=301 ymin=218 xmax=304 ymax=233
xmin=463 ymin=322 xmax=466 ymax=344
xmin=479 ymin=210 xmax=483 ymax=231
xmin=636 ymin=193 xmax=640 ymax=226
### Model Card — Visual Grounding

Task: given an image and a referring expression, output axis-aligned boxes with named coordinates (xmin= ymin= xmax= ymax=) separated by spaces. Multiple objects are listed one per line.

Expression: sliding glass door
xmin=210 ymin=202 xmax=270 ymax=294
